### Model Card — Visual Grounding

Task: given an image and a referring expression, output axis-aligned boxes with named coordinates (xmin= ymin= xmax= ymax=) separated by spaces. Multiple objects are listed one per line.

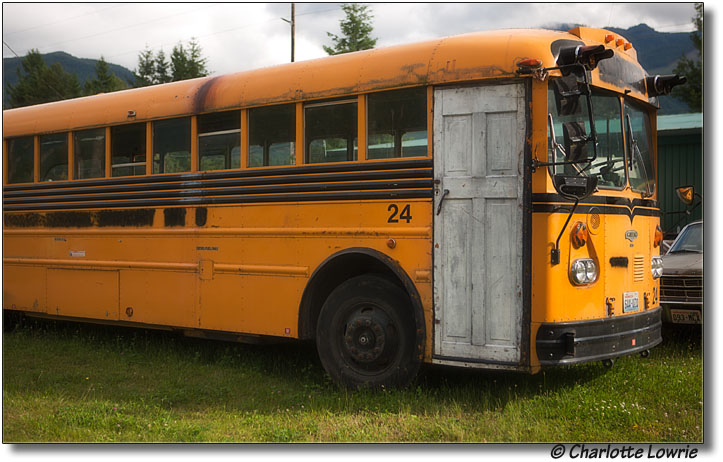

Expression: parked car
xmin=660 ymin=220 xmax=703 ymax=324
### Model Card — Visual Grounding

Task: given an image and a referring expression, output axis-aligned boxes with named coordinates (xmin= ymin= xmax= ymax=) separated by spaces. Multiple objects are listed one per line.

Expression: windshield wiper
xmin=626 ymin=114 xmax=653 ymax=198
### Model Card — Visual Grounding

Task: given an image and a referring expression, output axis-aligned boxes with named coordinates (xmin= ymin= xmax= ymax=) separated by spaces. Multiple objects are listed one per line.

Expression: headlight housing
xmin=570 ymin=258 xmax=597 ymax=285
xmin=651 ymin=256 xmax=664 ymax=279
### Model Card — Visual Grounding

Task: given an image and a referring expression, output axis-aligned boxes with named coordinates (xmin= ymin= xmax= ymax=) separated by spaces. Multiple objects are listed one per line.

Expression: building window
xmin=249 ymin=104 xmax=295 ymax=167
xmin=7 ymin=136 xmax=34 ymax=184
xmin=111 ymin=123 xmax=146 ymax=177
xmin=305 ymin=100 xmax=357 ymax=164
xmin=198 ymin=111 xmax=240 ymax=171
xmin=153 ymin=117 xmax=191 ymax=174
xmin=367 ymin=88 xmax=428 ymax=159
xmin=74 ymin=128 xmax=106 ymax=180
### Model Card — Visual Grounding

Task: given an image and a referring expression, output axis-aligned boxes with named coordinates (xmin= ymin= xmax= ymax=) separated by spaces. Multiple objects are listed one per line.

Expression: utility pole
xmin=281 ymin=3 xmax=295 ymax=62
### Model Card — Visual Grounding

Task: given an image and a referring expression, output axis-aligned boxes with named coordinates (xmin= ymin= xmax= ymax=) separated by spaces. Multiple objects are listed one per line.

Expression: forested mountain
xmin=2 ymin=52 xmax=135 ymax=107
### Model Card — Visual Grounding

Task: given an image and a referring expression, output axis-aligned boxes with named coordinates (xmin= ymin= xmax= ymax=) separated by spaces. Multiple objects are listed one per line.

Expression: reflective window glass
xmin=249 ymin=104 xmax=295 ymax=167
xmin=74 ymin=128 xmax=106 ymax=180
xmin=40 ymin=133 xmax=68 ymax=182
xmin=7 ymin=136 xmax=34 ymax=184
xmin=305 ymin=101 xmax=357 ymax=164
xmin=367 ymin=88 xmax=427 ymax=159
xmin=111 ymin=123 xmax=146 ymax=177
xmin=153 ymin=117 xmax=191 ymax=174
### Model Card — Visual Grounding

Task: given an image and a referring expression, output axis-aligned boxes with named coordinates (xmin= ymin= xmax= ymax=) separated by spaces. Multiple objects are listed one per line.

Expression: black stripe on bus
xmin=3 ymin=189 xmax=434 ymax=212
xmin=3 ymin=179 xmax=434 ymax=205
xmin=2 ymin=158 xmax=434 ymax=193
xmin=3 ymin=168 xmax=433 ymax=199
xmin=531 ymin=203 xmax=660 ymax=219
xmin=532 ymin=193 xmax=658 ymax=209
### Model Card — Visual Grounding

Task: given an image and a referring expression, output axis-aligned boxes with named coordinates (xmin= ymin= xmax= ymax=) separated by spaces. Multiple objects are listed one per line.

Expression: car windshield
xmin=669 ymin=222 xmax=702 ymax=253
xmin=548 ymin=84 xmax=625 ymax=189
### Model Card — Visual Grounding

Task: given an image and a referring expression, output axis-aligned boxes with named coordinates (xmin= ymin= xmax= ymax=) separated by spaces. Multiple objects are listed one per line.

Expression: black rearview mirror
xmin=552 ymin=75 xmax=583 ymax=116
xmin=562 ymin=121 xmax=588 ymax=162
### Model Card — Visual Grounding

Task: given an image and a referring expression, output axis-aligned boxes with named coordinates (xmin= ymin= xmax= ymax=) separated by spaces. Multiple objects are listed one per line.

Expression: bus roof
xmin=3 ymin=27 xmax=646 ymax=138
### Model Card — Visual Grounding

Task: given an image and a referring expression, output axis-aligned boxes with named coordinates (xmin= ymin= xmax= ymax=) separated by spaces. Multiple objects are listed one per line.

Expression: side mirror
xmin=554 ymin=174 xmax=598 ymax=200
xmin=563 ymin=121 xmax=588 ymax=162
xmin=675 ymin=185 xmax=696 ymax=206
xmin=552 ymin=75 xmax=583 ymax=116
xmin=646 ymin=74 xmax=687 ymax=97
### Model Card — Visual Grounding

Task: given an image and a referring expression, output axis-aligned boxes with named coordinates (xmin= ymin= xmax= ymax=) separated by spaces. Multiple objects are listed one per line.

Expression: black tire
xmin=316 ymin=274 xmax=420 ymax=389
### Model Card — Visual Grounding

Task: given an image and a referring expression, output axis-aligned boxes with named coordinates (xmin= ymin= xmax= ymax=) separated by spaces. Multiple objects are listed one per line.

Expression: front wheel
xmin=316 ymin=275 xmax=420 ymax=389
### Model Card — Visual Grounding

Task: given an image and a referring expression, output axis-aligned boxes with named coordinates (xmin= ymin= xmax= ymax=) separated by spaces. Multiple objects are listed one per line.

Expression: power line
xmin=30 ymin=4 xmax=214 ymax=54
xmin=3 ymin=39 xmax=68 ymax=102
xmin=3 ymin=40 xmax=21 ymax=58
xmin=3 ymin=4 xmax=126 ymax=38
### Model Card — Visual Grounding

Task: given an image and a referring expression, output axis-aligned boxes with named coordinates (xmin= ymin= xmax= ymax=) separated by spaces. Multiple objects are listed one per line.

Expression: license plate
xmin=670 ymin=309 xmax=702 ymax=324
xmin=623 ymin=291 xmax=639 ymax=313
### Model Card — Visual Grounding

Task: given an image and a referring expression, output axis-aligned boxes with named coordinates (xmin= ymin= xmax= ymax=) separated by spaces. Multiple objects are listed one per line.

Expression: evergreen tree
xmin=84 ymin=56 xmax=127 ymax=95
xmin=134 ymin=47 xmax=156 ymax=87
xmin=171 ymin=38 xmax=208 ymax=81
xmin=155 ymin=50 xmax=172 ymax=84
xmin=171 ymin=43 xmax=190 ymax=81
xmin=672 ymin=3 xmax=702 ymax=112
xmin=6 ymin=49 xmax=82 ymax=108
xmin=323 ymin=4 xmax=377 ymax=55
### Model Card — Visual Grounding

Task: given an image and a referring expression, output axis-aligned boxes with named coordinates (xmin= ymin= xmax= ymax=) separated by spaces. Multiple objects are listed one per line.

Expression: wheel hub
xmin=344 ymin=314 xmax=386 ymax=363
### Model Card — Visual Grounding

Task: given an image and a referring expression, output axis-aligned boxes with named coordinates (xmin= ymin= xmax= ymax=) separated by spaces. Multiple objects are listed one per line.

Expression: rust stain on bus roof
xmin=193 ymin=76 xmax=222 ymax=114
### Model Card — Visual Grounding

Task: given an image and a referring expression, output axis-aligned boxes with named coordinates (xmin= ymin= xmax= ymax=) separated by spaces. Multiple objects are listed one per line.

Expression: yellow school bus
xmin=3 ymin=27 xmax=683 ymax=388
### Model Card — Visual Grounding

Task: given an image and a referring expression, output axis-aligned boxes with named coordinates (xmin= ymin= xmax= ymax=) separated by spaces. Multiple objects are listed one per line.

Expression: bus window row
xmin=5 ymin=87 xmax=428 ymax=184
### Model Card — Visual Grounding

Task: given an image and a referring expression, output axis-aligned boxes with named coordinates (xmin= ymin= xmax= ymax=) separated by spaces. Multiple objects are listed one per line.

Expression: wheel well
xmin=298 ymin=248 xmax=424 ymax=351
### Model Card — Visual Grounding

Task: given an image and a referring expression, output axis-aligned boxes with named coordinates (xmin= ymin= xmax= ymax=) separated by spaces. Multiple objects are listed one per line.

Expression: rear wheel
xmin=316 ymin=275 xmax=420 ymax=389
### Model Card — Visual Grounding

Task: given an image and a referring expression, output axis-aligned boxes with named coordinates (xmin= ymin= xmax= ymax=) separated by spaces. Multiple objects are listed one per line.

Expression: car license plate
xmin=623 ymin=291 xmax=639 ymax=313
xmin=670 ymin=309 xmax=702 ymax=324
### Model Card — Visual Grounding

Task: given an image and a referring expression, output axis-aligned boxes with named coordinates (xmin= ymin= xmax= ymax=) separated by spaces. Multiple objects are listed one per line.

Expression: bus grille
xmin=633 ymin=255 xmax=645 ymax=282
xmin=660 ymin=275 xmax=703 ymax=303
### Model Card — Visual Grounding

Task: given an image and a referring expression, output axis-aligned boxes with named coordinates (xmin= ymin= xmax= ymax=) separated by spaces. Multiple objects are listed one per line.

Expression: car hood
xmin=662 ymin=252 xmax=703 ymax=276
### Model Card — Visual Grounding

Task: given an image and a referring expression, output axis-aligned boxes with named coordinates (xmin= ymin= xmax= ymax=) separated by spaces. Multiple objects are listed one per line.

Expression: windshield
xmin=669 ymin=222 xmax=702 ymax=254
xmin=548 ymin=85 xmax=625 ymax=189
xmin=624 ymin=99 xmax=656 ymax=195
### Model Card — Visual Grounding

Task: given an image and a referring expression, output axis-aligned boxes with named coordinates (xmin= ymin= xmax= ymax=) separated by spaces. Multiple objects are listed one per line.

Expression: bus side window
xmin=40 ymin=133 xmax=69 ymax=182
xmin=111 ymin=123 xmax=146 ymax=177
xmin=248 ymin=104 xmax=295 ymax=167
xmin=305 ymin=100 xmax=358 ymax=164
xmin=198 ymin=111 xmax=241 ymax=171
xmin=153 ymin=117 xmax=191 ymax=174
xmin=74 ymin=128 xmax=106 ymax=180
xmin=367 ymin=87 xmax=428 ymax=159
xmin=7 ymin=136 xmax=35 ymax=184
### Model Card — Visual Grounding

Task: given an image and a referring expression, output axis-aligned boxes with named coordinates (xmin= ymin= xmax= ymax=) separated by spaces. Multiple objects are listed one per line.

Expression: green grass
xmin=2 ymin=315 xmax=702 ymax=442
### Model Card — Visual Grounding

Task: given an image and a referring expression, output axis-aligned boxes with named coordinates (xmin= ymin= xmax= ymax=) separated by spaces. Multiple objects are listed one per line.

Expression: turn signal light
xmin=654 ymin=225 xmax=663 ymax=248
xmin=516 ymin=58 xmax=543 ymax=75
xmin=571 ymin=222 xmax=588 ymax=248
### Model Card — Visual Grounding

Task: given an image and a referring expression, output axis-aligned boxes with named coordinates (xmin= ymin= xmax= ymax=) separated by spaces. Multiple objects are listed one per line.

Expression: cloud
xmin=2 ymin=2 xmax=697 ymax=75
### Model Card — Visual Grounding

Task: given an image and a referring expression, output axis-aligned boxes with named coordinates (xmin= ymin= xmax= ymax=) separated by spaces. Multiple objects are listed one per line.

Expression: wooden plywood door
xmin=433 ymin=84 xmax=525 ymax=363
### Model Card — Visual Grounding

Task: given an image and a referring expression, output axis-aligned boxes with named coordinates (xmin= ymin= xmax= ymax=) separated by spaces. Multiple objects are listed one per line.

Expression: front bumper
xmin=536 ymin=307 xmax=662 ymax=366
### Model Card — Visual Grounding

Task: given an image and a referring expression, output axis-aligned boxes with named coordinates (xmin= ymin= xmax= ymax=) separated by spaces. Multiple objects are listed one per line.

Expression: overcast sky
xmin=2 ymin=2 xmax=700 ymax=77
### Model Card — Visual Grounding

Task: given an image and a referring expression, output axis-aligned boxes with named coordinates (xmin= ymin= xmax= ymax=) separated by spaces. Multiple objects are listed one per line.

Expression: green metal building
xmin=656 ymin=113 xmax=703 ymax=236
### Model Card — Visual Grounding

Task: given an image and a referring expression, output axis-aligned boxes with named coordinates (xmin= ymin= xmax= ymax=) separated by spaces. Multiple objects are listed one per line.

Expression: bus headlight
xmin=651 ymin=257 xmax=664 ymax=279
xmin=570 ymin=258 xmax=597 ymax=285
